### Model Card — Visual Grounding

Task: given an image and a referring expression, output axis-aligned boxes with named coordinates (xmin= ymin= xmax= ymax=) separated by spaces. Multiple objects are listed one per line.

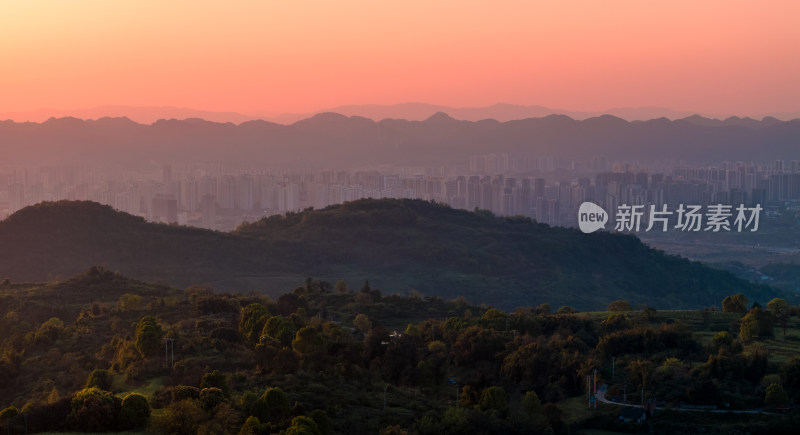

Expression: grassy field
xmin=559 ymin=395 xmax=620 ymax=426
xmin=587 ymin=309 xmax=800 ymax=363
xmin=112 ymin=376 xmax=166 ymax=400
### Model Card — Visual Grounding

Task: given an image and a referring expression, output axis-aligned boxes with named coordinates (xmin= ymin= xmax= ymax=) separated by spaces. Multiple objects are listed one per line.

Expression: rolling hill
xmin=0 ymin=199 xmax=785 ymax=310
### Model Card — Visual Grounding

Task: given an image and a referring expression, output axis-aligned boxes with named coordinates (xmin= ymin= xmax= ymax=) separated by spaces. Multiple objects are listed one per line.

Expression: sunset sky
xmin=1 ymin=1 xmax=799 ymax=118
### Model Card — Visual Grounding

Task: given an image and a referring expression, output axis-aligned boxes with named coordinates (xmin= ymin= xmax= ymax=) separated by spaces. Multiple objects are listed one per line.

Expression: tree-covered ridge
xmin=2 ymin=272 xmax=800 ymax=434
xmin=0 ymin=199 xmax=787 ymax=310
xmin=234 ymin=198 xmax=784 ymax=309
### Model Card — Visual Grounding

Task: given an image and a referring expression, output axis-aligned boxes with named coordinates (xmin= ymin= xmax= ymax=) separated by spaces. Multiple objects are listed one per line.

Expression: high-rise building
xmin=152 ymin=194 xmax=178 ymax=223
xmin=201 ymin=194 xmax=216 ymax=228
xmin=8 ymin=183 xmax=24 ymax=213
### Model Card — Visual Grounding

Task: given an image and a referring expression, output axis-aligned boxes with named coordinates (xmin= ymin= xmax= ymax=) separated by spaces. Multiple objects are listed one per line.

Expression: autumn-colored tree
xmin=353 ymin=314 xmax=372 ymax=334
xmin=722 ymin=293 xmax=748 ymax=313
xmin=739 ymin=308 xmax=774 ymax=343
xmin=767 ymin=298 xmax=790 ymax=336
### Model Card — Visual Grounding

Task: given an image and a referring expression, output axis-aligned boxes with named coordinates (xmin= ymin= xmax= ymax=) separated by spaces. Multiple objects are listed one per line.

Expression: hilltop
xmin=0 ymin=199 xmax=785 ymax=310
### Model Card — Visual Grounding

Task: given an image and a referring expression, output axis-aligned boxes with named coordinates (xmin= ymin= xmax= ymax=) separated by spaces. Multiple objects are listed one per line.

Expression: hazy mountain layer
xmin=1 ymin=113 xmax=798 ymax=167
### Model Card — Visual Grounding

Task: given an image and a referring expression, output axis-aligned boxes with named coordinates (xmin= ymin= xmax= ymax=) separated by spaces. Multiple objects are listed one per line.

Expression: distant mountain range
xmin=0 ymin=199 xmax=784 ymax=310
xmin=1 ymin=111 xmax=799 ymax=167
xmin=3 ymin=103 xmax=799 ymax=125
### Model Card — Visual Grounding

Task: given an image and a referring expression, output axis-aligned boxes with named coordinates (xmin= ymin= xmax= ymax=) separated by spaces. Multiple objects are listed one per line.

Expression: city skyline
xmin=2 ymin=157 xmax=798 ymax=232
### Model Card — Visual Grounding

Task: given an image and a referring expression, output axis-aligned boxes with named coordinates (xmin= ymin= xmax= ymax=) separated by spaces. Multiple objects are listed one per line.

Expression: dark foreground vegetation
xmin=2 ymin=268 xmax=800 ymax=434
xmin=0 ymin=199 xmax=786 ymax=310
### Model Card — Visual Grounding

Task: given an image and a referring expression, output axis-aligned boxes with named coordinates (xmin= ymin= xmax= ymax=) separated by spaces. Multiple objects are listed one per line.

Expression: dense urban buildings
xmin=1 ymin=156 xmax=799 ymax=231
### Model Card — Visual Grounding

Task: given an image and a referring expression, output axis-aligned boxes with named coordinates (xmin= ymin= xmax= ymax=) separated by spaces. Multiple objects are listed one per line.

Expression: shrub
xmin=85 ymin=368 xmax=113 ymax=390
xmin=119 ymin=393 xmax=150 ymax=429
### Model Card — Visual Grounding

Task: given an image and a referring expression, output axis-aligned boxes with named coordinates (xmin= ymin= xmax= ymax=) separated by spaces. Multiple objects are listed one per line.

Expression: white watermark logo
xmin=578 ymin=203 xmax=763 ymax=234
xmin=578 ymin=202 xmax=609 ymax=233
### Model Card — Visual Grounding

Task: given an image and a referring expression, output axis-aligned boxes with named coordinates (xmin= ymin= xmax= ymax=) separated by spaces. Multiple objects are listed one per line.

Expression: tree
xmin=69 ymin=387 xmax=122 ymax=432
xmin=353 ymin=314 xmax=372 ymax=334
xmin=767 ymin=298 xmax=790 ymax=336
xmin=308 ymin=409 xmax=332 ymax=435
xmin=286 ymin=415 xmax=321 ymax=435
xmin=521 ymin=391 xmax=542 ymax=416
xmin=0 ymin=406 xmax=18 ymax=428
xmin=239 ymin=303 xmax=271 ymax=345
xmin=85 ymin=369 xmax=113 ymax=390
xmin=35 ymin=317 xmax=65 ymax=343
xmin=135 ymin=316 xmax=163 ymax=358
xmin=118 ymin=293 xmax=142 ymax=311
xmin=535 ymin=303 xmax=551 ymax=315
xmin=626 ymin=359 xmax=653 ymax=390
xmin=198 ymin=387 xmax=225 ymax=412
xmin=293 ymin=326 xmax=324 ymax=355
xmin=172 ymin=385 xmax=200 ymax=402
xmin=200 ymin=370 xmax=229 ymax=396
xmin=780 ymin=356 xmax=800 ymax=390
xmin=119 ymin=393 xmax=150 ymax=429
xmin=556 ymin=306 xmax=576 ymax=314
xmin=765 ymin=383 xmax=789 ymax=406
xmin=722 ymin=293 xmax=748 ymax=313
xmin=607 ymin=300 xmax=632 ymax=312
xmin=260 ymin=387 xmax=290 ymax=425
xmin=520 ymin=391 xmax=548 ymax=431
xmin=199 ymin=403 xmax=239 ymax=435
xmin=262 ymin=315 xmax=296 ymax=347
xmin=479 ymin=386 xmax=508 ymax=413
xmin=711 ymin=331 xmax=734 ymax=350
xmin=149 ymin=399 xmax=203 ymax=435
xmin=335 ymin=281 xmax=348 ymax=295
xmin=239 ymin=416 xmax=266 ymax=435
xmin=739 ymin=308 xmax=774 ymax=343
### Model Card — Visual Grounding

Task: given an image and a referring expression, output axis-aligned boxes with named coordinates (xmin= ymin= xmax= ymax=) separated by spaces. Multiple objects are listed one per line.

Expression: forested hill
xmin=0 ymin=199 xmax=784 ymax=310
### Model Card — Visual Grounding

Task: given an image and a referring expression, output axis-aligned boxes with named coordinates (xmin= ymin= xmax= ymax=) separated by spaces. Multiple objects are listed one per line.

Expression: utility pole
xmin=448 ymin=379 xmax=458 ymax=406
xmin=163 ymin=338 xmax=176 ymax=368
xmin=384 ymin=384 xmax=388 ymax=410
xmin=593 ymin=369 xmax=597 ymax=409
xmin=623 ymin=382 xmax=627 ymax=404
xmin=611 ymin=356 xmax=616 ymax=378
xmin=586 ymin=375 xmax=590 ymax=401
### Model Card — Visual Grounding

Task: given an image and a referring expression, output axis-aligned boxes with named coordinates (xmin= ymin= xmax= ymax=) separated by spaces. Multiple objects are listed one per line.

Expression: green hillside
xmin=0 ymin=199 xmax=787 ymax=310
xmin=2 ymin=271 xmax=800 ymax=434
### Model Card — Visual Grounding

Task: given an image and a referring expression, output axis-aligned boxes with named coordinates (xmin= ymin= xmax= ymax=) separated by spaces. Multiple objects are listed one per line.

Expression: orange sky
xmin=1 ymin=1 xmax=799 ymax=117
